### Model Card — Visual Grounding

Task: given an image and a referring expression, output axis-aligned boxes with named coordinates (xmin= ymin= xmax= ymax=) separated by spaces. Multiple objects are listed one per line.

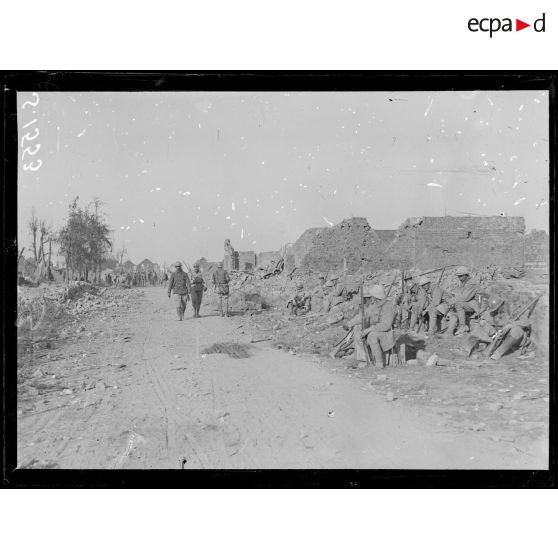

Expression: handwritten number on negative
xmin=22 ymin=144 xmax=41 ymax=160
xmin=21 ymin=92 xmax=39 ymax=109
xmin=23 ymin=159 xmax=42 ymax=171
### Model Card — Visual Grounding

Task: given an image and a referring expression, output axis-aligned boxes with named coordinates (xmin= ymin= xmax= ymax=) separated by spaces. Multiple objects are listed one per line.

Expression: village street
xmin=17 ymin=287 xmax=547 ymax=470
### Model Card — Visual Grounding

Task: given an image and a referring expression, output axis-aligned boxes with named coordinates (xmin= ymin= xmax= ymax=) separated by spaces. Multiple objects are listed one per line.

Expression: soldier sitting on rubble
xmin=396 ymin=275 xmax=418 ymax=330
xmin=464 ymin=295 xmax=532 ymax=360
xmin=287 ymin=282 xmax=311 ymax=316
xmin=409 ymin=276 xmax=452 ymax=334
xmin=445 ymin=266 xmax=481 ymax=337
xmin=357 ymin=284 xmax=396 ymax=369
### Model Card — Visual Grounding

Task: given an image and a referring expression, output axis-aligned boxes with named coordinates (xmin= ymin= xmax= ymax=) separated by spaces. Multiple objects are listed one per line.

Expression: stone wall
xmin=290 ymin=228 xmax=324 ymax=270
xmin=390 ymin=216 xmax=526 ymax=269
xmin=257 ymin=251 xmax=282 ymax=268
xmin=293 ymin=218 xmax=390 ymax=273
xmin=236 ymin=250 xmax=256 ymax=271
xmin=290 ymin=215 xmax=529 ymax=274
xmin=524 ymin=229 xmax=549 ymax=270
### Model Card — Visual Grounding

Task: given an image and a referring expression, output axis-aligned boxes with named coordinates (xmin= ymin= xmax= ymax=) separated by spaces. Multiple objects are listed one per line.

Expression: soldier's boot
xmin=225 ymin=300 xmax=230 ymax=317
xmin=368 ymin=341 xmax=385 ymax=369
xmin=427 ymin=311 xmax=438 ymax=334
xmin=456 ymin=307 xmax=468 ymax=329
xmin=176 ymin=308 xmax=183 ymax=321
xmin=409 ymin=311 xmax=418 ymax=331
xmin=491 ymin=335 xmax=520 ymax=360
xmin=445 ymin=314 xmax=458 ymax=337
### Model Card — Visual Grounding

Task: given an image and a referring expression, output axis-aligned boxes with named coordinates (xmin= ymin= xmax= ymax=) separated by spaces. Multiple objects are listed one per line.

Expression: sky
xmin=17 ymin=90 xmax=549 ymax=266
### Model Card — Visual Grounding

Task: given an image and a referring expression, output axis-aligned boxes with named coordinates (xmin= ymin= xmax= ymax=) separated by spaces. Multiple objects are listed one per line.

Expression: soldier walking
xmin=212 ymin=261 xmax=231 ymax=317
xmin=167 ymin=261 xmax=192 ymax=321
xmin=190 ymin=262 xmax=207 ymax=318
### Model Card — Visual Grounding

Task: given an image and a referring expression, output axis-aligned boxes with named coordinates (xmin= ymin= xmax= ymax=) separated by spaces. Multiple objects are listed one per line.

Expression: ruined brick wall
xmin=296 ymin=218 xmax=390 ymax=273
xmin=524 ymin=229 xmax=549 ymax=268
xmin=257 ymin=251 xmax=282 ymax=268
xmin=291 ymin=228 xmax=325 ymax=268
xmin=391 ymin=216 xmax=525 ymax=269
xmin=237 ymin=250 xmax=256 ymax=271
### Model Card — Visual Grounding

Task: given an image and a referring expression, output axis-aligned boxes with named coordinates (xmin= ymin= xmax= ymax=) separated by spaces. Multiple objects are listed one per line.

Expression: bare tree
xmin=37 ymin=220 xmax=53 ymax=266
xmin=28 ymin=208 xmax=39 ymax=262
xmin=115 ymin=245 xmax=127 ymax=267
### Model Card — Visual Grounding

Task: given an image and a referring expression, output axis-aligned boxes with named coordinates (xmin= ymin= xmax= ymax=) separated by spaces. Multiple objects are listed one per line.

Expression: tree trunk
xmin=32 ymin=229 xmax=37 ymax=262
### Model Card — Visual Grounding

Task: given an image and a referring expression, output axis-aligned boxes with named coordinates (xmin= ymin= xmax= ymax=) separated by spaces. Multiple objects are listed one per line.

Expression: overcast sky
xmin=17 ymin=90 xmax=549 ymax=266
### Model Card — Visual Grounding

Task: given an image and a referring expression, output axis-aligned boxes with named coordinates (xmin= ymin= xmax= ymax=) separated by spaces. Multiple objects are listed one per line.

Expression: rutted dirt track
xmin=17 ymin=287 xmax=547 ymax=469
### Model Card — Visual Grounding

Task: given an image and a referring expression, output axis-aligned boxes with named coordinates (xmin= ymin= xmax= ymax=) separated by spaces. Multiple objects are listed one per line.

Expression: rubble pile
xmin=238 ymin=263 xmax=548 ymax=360
xmin=17 ymin=282 xmax=141 ymax=335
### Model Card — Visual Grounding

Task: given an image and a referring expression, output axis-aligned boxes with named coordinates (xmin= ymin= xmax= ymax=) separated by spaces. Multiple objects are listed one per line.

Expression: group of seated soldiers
xmin=290 ymin=265 xmax=536 ymax=369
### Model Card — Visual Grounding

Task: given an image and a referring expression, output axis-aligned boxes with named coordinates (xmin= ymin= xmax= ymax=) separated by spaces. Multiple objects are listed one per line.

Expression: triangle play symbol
xmin=516 ymin=19 xmax=530 ymax=31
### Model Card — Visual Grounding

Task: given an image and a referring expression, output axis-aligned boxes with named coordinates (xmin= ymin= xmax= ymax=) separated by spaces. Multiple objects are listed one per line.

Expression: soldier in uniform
xmin=167 ymin=261 xmax=191 ymax=321
xmin=408 ymin=276 xmax=429 ymax=331
xmin=393 ymin=275 xmax=416 ymax=330
xmin=445 ymin=266 xmax=480 ymax=337
xmin=465 ymin=295 xmax=531 ymax=360
xmin=409 ymin=276 xmax=452 ymax=334
xmin=345 ymin=284 xmax=396 ymax=369
xmin=212 ymin=262 xmax=231 ymax=317
xmin=287 ymin=282 xmax=311 ymax=316
xmin=190 ymin=262 xmax=207 ymax=318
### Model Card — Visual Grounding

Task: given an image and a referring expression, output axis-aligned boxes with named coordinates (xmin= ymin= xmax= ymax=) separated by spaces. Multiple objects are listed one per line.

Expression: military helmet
xmin=296 ymin=281 xmax=304 ymax=289
xmin=455 ymin=265 xmax=470 ymax=276
xmin=174 ymin=261 xmax=182 ymax=268
xmin=193 ymin=262 xmax=200 ymax=269
xmin=488 ymin=296 xmax=505 ymax=313
xmin=418 ymin=276 xmax=431 ymax=286
xmin=218 ymin=261 xmax=223 ymax=267
xmin=362 ymin=283 xmax=374 ymax=298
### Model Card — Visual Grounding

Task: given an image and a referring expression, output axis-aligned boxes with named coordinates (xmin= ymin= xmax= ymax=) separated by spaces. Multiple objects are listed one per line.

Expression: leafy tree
xmin=58 ymin=197 xmax=112 ymax=282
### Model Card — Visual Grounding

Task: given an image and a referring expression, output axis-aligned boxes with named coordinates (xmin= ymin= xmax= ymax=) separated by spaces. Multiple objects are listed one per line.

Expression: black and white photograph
xmin=9 ymin=77 xmax=551 ymax=476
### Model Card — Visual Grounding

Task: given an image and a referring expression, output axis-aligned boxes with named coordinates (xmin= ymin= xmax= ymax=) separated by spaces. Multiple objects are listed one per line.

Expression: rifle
xmin=415 ymin=264 xmax=458 ymax=279
xmin=486 ymin=295 xmax=542 ymax=357
xmin=385 ymin=272 xmax=399 ymax=300
xmin=360 ymin=283 xmax=372 ymax=364
xmin=437 ymin=265 xmax=447 ymax=286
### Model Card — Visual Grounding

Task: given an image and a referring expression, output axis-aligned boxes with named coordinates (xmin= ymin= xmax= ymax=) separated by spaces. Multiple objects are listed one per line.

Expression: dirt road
xmin=17 ymin=287 xmax=547 ymax=469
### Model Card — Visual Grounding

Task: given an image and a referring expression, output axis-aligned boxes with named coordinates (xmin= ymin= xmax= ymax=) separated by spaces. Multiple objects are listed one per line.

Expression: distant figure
xmin=161 ymin=271 xmax=168 ymax=288
xmin=212 ymin=261 xmax=231 ymax=317
xmin=190 ymin=262 xmax=207 ymax=318
xmin=167 ymin=262 xmax=192 ymax=321
xmin=287 ymin=282 xmax=311 ymax=316
xmin=106 ymin=273 xmax=113 ymax=286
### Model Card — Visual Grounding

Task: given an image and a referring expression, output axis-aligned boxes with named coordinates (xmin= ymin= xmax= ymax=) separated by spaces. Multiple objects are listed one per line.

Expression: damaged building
xmin=285 ymin=215 xmax=536 ymax=273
